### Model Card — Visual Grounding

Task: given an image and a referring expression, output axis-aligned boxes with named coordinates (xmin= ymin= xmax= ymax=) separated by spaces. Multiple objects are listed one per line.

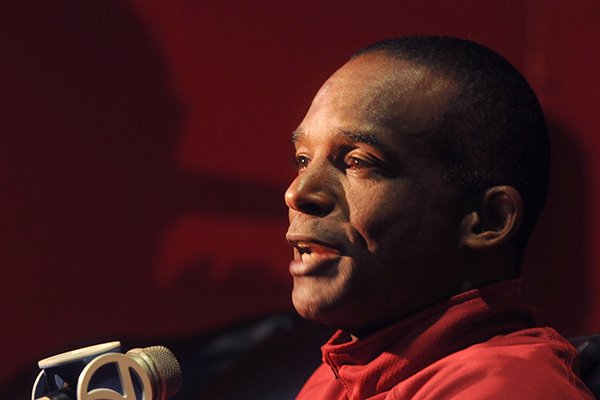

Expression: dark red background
xmin=1 ymin=0 xmax=599 ymax=388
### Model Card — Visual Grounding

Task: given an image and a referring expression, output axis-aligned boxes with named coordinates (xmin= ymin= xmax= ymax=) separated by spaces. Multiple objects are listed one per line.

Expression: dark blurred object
xmin=570 ymin=335 xmax=600 ymax=399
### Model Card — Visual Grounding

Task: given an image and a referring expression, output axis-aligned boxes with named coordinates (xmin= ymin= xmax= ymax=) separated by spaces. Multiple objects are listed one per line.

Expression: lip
xmin=286 ymin=233 xmax=345 ymax=276
xmin=285 ymin=233 xmax=345 ymax=255
xmin=289 ymin=251 xmax=341 ymax=276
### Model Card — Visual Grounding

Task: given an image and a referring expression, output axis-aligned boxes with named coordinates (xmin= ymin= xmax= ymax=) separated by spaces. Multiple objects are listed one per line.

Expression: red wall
xmin=1 ymin=0 xmax=599 ymax=388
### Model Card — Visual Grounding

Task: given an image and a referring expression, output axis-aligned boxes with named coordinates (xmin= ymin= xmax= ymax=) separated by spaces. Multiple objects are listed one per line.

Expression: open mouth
xmin=290 ymin=241 xmax=342 ymax=274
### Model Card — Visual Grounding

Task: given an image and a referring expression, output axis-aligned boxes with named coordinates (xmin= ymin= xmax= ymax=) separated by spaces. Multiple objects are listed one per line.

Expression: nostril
xmin=299 ymin=202 xmax=330 ymax=216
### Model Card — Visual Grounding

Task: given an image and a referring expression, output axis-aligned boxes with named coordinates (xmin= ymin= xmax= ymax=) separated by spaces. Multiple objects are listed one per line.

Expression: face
xmin=284 ymin=53 xmax=468 ymax=334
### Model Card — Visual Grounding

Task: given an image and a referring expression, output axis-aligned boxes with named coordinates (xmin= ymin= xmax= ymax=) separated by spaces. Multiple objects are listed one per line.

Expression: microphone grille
xmin=143 ymin=345 xmax=182 ymax=398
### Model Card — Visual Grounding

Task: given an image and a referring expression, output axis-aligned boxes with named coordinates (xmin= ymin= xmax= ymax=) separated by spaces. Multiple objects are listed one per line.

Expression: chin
xmin=292 ymin=293 xmax=327 ymax=320
xmin=291 ymin=293 xmax=358 ymax=332
xmin=292 ymin=286 xmax=338 ymax=323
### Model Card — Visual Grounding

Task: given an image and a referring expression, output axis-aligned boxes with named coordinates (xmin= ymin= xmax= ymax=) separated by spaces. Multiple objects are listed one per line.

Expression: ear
xmin=459 ymin=186 xmax=523 ymax=250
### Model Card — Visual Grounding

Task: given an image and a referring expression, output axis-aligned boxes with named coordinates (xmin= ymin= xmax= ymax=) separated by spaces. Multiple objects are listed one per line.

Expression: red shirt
xmin=296 ymin=280 xmax=594 ymax=399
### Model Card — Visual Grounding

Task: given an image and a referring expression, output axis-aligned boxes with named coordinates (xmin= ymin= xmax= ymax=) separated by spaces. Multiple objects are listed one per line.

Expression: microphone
xmin=31 ymin=341 xmax=182 ymax=400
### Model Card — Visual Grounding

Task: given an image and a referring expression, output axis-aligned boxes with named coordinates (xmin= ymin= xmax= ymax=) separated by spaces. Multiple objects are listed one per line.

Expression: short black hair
xmin=354 ymin=36 xmax=550 ymax=265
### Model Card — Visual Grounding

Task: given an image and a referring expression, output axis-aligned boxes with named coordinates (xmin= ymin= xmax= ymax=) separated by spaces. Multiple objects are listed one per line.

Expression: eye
xmin=294 ymin=154 xmax=311 ymax=170
xmin=342 ymin=152 xmax=392 ymax=178
xmin=345 ymin=155 xmax=369 ymax=170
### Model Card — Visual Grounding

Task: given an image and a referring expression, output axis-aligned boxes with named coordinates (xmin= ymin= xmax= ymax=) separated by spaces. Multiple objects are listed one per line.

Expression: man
xmin=285 ymin=36 xmax=594 ymax=399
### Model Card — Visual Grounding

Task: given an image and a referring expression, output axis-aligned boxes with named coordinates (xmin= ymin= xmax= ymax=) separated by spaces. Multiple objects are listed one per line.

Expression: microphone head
xmin=144 ymin=346 xmax=183 ymax=399
xmin=127 ymin=345 xmax=182 ymax=399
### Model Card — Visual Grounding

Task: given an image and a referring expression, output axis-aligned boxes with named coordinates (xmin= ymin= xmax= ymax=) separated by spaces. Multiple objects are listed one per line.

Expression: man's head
xmin=284 ymin=36 xmax=549 ymax=335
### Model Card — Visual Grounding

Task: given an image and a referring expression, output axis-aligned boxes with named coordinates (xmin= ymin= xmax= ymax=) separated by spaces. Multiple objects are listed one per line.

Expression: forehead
xmin=296 ymin=53 xmax=455 ymax=146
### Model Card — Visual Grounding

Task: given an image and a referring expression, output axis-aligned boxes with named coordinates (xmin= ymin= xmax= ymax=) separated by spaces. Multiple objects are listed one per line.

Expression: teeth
xmin=298 ymin=247 xmax=311 ymax=255
xmin=293 ymin=241 xmax=341 ymax=263
xmin=301 ymin=252 xmax=317 ymax=263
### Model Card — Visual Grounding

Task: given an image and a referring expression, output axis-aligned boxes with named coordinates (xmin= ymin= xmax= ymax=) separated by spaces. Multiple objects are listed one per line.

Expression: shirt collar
xmin=321 ymin=279 xmax=537 ymax=399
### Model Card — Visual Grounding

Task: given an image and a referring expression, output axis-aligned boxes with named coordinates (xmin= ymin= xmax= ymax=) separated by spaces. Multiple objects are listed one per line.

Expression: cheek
xmin=347 ymin=189 xmax=413 ymax=253
xmin=349 ymin=185 xmax=457 ymax=260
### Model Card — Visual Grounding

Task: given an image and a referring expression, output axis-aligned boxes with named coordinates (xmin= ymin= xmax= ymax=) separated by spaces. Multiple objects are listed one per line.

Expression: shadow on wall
xmin=0 ymin=0 xmax=291 ymax=392
xmin=522 ymin=117 xmax=590 ymax=337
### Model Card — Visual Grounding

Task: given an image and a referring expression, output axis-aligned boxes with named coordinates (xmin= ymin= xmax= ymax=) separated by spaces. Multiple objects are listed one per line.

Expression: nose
xmin=284 ymin=164 xmax=336 ymax=217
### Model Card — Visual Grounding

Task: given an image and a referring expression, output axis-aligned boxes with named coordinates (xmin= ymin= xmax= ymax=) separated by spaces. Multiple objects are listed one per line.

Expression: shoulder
xmin=387 ymin=327 xmax=594 ymax=400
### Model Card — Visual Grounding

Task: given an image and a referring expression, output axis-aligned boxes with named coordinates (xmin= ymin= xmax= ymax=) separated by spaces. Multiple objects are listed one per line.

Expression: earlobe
xmin=459 ymin=186 xmax=523 ymax=250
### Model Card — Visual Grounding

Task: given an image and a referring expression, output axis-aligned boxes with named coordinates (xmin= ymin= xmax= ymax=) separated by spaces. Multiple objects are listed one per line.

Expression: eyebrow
xmin=339 ymin=129 xmax=383 ymax=147
xmin=291 ymin=129 xmax=303 ymax=143
xmin=291 ymin=128 xmax=384 ymax=148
